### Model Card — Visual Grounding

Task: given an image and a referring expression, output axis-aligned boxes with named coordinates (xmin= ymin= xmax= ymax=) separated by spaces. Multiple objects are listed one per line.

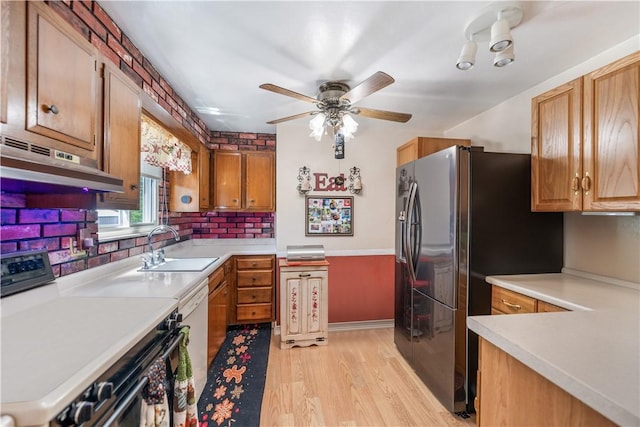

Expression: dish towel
xmin=173 ymin=326 xmax=199 ymax=427
xmin=140 ymin=358 xmax=170 ymax=427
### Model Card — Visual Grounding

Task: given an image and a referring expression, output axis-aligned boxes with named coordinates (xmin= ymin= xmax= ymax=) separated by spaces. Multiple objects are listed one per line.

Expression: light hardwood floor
xmin=260 ymin=327 xmax=476 ymax=427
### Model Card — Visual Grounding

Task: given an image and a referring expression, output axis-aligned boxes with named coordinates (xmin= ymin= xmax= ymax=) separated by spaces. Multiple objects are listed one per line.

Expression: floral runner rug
xmin=197 ymin=323 xmax=271 ymax=427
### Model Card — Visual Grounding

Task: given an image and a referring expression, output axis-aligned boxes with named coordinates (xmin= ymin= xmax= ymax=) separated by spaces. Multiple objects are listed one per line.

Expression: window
xmin=97 ymin=162 xmax=162 ymax=240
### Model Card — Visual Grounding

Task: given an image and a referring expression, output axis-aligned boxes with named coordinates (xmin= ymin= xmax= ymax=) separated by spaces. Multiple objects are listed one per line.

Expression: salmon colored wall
xmin=276 ymin=254 xmax=395 ymax=324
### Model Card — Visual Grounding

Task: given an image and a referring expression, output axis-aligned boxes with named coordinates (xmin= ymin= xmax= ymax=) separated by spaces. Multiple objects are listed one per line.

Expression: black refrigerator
xmin=394 ymin=145 xmax=563 ymax=414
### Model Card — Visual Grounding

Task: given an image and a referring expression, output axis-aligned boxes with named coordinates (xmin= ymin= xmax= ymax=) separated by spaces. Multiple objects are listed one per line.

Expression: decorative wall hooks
xmin=348 ymin=166 xmax=363 ymax=194
xmin=297 ymin=166 xmax=312 ymax=195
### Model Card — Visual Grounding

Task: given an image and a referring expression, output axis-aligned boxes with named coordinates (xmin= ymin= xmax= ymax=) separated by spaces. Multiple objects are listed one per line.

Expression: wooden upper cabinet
xmin=397 ymin=137 xmax=470 ymax=166
xmin=583 ymin=52 xmax=640 ymax=211
xmin=531 ymin=78 xmax=583 ymax=211
xmin=99 ymin=63 xmax=141 ymax=209
xmin=26 ymin=1 xmax=99 ymax=158
xmin=170 ymin=150 xmax=201 ymax=212
xmin=213 ymin=151 xmax=242 ymax=210
xmin=213 ymin=150 xmax=275 ymax=211
xmin=245 ymin=151 xmax=275 ymax=211
xmin=532 ymin=51 xmax=640 ymax=212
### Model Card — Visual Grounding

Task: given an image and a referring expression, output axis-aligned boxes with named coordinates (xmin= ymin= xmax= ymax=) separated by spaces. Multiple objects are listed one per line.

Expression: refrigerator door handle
xmin=413 ymin=185 xmax=423 ymax=277
xmin=405 ymin=182 xmax=418 ymax=283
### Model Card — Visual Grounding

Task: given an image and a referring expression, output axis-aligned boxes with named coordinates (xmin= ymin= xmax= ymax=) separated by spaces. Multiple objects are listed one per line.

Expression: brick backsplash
xmin=187 ymin=211 xmax=275 ymax=239
xmin=0 ymin=192 xmax=190 ymax=278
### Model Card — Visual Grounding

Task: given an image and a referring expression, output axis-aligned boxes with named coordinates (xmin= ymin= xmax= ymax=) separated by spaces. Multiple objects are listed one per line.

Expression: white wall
xmin=446 ymin=36 xmax=640 ymax=283
xmin=275 ymin=120 xmax=437 ymax=254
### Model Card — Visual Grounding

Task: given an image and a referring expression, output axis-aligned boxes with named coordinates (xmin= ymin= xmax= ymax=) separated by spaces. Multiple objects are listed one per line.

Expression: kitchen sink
xmin=138 ymin=257 xmax=218 ymax=272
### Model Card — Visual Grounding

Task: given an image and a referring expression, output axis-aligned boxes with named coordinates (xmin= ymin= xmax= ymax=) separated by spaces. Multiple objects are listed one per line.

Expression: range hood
xmin=0 ymin=139 xmax=123 ymax=194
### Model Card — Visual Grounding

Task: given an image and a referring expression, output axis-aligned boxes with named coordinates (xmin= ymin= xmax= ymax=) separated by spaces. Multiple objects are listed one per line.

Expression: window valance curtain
xmin=141 ymin=115 xmax=192 ymax=174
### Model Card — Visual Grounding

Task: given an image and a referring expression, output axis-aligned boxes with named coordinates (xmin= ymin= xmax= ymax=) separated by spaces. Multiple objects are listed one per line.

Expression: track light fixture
xmin=456 ymin=2 xmax=523 ymax=70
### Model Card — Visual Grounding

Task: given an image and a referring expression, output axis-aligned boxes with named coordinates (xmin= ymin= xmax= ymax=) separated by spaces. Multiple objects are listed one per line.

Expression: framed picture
xmin=305 ymin=195 xmax=353 ymax=236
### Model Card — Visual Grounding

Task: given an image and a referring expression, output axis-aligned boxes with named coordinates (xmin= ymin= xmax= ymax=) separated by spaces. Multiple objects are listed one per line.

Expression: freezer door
xmin=411 ymin=291 xmax=465 ymax=413
xmin=412 ymin=146 xmax=460 ymax=308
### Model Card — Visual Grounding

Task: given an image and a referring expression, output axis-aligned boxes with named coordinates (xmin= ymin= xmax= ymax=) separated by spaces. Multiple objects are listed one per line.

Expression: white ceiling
xmin=98 ymin=1 xmax=639 ymax=135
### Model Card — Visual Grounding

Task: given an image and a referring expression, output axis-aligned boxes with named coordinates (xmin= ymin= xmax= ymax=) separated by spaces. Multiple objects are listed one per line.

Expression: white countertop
xmin=1 ymin=296 xmax=177 ymax=425
xmin=0 ymin=238 xmax=275 ymax=425
xmin=467 ymin=270 xmax=640 ymax=427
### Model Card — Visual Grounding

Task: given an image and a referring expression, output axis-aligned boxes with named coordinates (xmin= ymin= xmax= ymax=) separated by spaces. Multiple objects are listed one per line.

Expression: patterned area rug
xmin=198 ymin=323 xmax=272 ymax=426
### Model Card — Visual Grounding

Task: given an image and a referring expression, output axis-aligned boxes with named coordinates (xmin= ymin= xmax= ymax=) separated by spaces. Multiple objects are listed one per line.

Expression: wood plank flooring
xmin=260 ymin=327 xmax=476 ymax=426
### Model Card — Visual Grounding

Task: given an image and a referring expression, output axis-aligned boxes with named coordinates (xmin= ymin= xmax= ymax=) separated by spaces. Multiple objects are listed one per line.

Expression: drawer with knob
xmin=237 ymin=270 xmax=273 ymax=287
xmin=237 ymin=287 xmax=272 ymax=304
xmin=236 ymin=304 xmax=272 ymax=322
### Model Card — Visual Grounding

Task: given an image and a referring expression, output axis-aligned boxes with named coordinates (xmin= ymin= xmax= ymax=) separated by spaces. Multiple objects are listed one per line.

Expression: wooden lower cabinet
xmin=477 ymin=338 xmax=615 ymax=427
xmin=279 ymin=260 xmax=329 ymax=349
xmin=233 ymin=255 xmax=275 ymax=324
xmin=207 ymin=261 xmax=230 ymax=365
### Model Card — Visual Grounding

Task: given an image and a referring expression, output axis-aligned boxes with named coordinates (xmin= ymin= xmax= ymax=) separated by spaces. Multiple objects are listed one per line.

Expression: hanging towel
xmin=173 ymin=326 xmax=199 ymax=427
xmin=140 ymin=358 xmax=170 ymax=427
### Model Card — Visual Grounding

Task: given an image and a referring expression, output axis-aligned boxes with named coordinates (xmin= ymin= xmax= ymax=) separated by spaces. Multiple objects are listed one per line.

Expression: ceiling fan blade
xmin=266 ymin=111 xmax=316 ymax=125
xmin=354 ymin=107 xmax=412 ymax=123
xmin=340 ymin=71 xmax=395 ymax=104
xmin=259 ymin=83 xmax=318 ymax=104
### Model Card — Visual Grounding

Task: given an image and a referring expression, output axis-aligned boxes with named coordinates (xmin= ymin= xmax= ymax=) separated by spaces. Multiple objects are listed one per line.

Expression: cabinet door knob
xmin=44 ymin=104 xmax=59 ymax=114
xmin=232 ymin=199 xmax=238 ymax=203
xmin=130 ymin=184 xmax=139 ymax=190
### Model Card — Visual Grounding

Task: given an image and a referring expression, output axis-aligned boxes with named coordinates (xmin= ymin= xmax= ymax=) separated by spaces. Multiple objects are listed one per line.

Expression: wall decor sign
xmin=305 ymin=196 xmax=353 ymax=236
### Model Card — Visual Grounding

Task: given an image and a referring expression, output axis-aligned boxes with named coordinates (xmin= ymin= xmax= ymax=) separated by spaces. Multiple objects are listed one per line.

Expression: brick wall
xmin=0 ymin=182 xmax=190 ymax=277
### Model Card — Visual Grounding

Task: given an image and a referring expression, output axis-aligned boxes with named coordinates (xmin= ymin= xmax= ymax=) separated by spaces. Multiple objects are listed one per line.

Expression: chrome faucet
xmin=144 ymin=225 xmax=180 ymax=267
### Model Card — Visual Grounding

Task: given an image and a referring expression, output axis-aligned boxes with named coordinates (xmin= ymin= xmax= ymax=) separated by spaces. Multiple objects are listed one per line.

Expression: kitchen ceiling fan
xmin=259 ymin=71 xmax=412 ymax=140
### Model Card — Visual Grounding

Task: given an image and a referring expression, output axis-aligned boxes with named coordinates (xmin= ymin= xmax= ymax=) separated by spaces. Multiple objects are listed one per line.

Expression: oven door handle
xmin=102 ymin=330 xmax=186 ymax=426
xmin=102 ymin=375 xmax=149 ymax=427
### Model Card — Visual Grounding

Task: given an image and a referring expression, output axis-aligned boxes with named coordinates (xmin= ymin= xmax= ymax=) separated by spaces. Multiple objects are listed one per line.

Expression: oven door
xmin=96 ymin=331 xmax=183 ymax=427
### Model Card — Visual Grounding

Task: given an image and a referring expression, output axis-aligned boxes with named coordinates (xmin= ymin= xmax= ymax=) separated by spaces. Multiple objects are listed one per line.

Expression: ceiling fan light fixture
xmin=494 ymin=45 xmax=515 ymax=67
xmin=489 ymin=12 xmax=513 ymax=52
xmin=341 ymin=114 xmax=358 ymax=142
xmin=456 ymin=40 xmax=477 ymax=71
xmin=309 ymin=113 xmax=326 ymax=141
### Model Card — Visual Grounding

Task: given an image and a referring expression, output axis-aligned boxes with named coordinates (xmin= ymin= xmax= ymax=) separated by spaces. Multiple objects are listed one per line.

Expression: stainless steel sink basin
xmin=138 ymin=257 xmax=218 ymax=272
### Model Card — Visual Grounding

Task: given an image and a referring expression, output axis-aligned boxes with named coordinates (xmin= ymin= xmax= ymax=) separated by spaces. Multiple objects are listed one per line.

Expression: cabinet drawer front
xmin=492 ymin=287 xmax=537 ymax=314
xmin=537 ymin=300 xmax=568 ymax=313
xmin=237 ymin=270 xmax=273 ymax=287
xmin=236 ymin=304 xmax=272 ymax=321
xmin=237 ymin=257 xmax=273 ymax=270
xmin=237 ymin=287 xmax=272 ymax=304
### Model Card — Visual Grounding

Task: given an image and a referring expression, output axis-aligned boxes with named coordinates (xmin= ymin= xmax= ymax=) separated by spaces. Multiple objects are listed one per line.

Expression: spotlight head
xmin=494 ymin=45 xmax=515 ymax=67
xmin=489 ymin=16 xmax=513 ymax=52
xmin=456 ymin=40 xmax=477 ymax=71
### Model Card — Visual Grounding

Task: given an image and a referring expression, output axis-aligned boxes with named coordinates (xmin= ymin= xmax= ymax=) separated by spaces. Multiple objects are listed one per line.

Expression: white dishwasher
xmin=179 ymin=279 xmax=209 ymax=401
